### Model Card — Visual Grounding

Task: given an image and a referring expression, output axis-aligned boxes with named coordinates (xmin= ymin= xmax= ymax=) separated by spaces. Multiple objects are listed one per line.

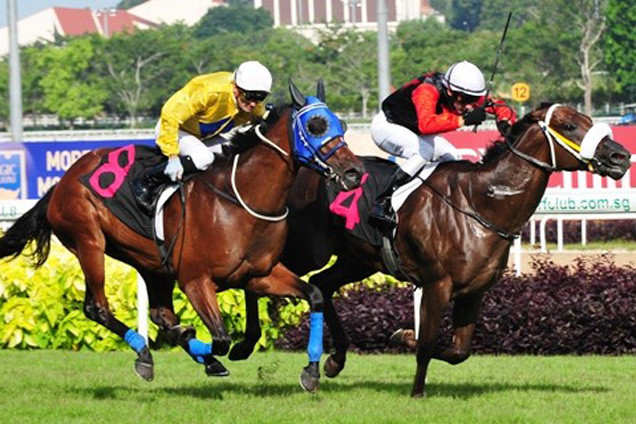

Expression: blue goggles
xmin=291 ymin=96 xmax=347 ymax=174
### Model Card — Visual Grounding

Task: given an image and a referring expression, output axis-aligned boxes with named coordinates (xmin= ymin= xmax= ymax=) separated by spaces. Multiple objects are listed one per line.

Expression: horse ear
xmin=316 ymin=79 xmax=326 ymax=102
xmin=289 ymin=79 xmax=305 ymax=109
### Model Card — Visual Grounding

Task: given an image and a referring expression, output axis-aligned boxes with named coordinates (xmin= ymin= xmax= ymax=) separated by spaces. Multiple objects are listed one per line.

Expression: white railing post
xmin=529 ymin=219 xmax=536 ymax=246
xmin=557 ymin=217 xmax=564 ymax=252
xmin=137 ymin=273 xmax=149 ymax=344
xmin=514 ymin=236 xmax=522 ymax=276
xmin=540 ymin=216 xmax=550 ymax=252
xmin=413 ymin=287 xmax=422 ymax=340
xmin=581 ymin=219 xmax=587 ymax=246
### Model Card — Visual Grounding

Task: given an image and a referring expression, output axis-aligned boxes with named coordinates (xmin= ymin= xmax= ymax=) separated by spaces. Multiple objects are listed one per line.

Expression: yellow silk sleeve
xmin=156 ymin=88 xmax=217 ymax=156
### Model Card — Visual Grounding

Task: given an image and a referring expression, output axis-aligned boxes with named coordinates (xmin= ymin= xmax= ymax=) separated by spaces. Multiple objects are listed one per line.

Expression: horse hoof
xmin=228 ymin=342 xmax=253 ymax=361
xmin=323 ymin=355 xmax=344 ymax=378
xmin=411 ymin=391 xmax=426 ymax=399
xmin=205 ymin=357 xmax=230 ymax=377
xmin=389 ymin=329 xmax=417 ymax=349
xmin=134 ymin=360 xmax=154 ymax=382
xmin=300 ymin=364 xmax=320 ymax=393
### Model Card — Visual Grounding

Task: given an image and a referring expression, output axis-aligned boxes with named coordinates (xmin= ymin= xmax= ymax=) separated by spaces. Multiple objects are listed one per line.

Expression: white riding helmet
xmin=233 ymin=61 xmax=273 ymax=93
xmin=442 ymin=61 xmax=487 ymax=96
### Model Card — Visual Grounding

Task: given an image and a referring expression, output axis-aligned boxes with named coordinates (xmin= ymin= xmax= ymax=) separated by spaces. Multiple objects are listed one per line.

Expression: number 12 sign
xmin=511 ymin=82 xmax=530 ymax=102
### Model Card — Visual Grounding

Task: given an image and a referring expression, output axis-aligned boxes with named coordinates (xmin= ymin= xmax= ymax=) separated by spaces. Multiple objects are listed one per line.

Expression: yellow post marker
xmin=511 ymin=83 xmax=530 ymax=102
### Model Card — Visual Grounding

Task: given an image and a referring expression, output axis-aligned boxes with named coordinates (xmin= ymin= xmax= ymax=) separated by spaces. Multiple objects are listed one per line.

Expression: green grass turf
xmin=0 ymin=351 xmax=634 ymax=423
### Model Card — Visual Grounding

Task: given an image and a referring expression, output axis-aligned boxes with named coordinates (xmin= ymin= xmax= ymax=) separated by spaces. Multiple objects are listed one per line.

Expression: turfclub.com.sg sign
xmin=536 ymin=189 xmax=636 ymax=214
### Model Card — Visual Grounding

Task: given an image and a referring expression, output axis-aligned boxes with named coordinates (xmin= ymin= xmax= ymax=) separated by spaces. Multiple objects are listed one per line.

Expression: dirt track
xmin=508 ymin=249 xmax=636 ymax=274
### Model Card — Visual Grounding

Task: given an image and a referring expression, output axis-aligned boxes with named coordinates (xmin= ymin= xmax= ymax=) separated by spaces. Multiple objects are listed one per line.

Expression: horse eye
xmin=564 ymin=123 xmax=577 ymax=132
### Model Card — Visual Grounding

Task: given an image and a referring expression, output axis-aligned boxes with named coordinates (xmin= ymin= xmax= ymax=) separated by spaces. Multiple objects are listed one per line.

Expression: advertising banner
xmin=0 ymin=139 xmax=154 ymax=199
xmin=0 ymin=126 xmax=635 ymax=200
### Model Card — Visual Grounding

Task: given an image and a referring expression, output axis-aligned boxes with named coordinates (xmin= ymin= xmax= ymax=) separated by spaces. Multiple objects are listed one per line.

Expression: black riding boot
xmin=133 ymin=155 xmax=201 ymax=216
xmin=369 ymin=168 xmax=412 ymax=230
xmin=132 ymin=162 xmax=171 ymax=216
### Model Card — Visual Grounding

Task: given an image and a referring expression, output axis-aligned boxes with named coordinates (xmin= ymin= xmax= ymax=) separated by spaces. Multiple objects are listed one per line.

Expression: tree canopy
xmin=604 ymin=0 xmax=636 ymax=91
xmin=193 ymin=5 xmax=273 ymax=38
xmin=1 ymin=0 xmax=633 ymax=130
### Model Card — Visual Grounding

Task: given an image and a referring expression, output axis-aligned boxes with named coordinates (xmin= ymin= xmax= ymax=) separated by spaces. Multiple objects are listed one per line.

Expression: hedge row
xmin=0 ymin=243 xmax=307 ymax=351
xmin=276 ymin=255 xmax=636 ymax=355
xmin=3 ymin=242 xmax=635 ymax=355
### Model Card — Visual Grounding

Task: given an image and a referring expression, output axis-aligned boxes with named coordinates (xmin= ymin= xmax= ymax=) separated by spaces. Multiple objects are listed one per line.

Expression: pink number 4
xmin=329 ymin=173 xmax=369 ymax=230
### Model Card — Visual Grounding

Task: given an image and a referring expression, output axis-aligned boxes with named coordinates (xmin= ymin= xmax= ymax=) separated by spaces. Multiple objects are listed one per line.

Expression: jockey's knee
xmin=189 ymin=151 xmax=214 ymax=171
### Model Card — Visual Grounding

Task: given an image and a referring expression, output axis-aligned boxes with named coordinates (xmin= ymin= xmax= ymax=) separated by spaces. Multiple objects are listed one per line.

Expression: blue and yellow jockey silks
xmin=156 ymin=72 xmax=266 ymax=157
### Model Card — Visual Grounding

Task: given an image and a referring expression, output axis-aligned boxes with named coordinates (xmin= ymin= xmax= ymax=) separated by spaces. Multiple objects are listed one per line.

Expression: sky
xmin=1 ymin=0 xmax=121 ymax=27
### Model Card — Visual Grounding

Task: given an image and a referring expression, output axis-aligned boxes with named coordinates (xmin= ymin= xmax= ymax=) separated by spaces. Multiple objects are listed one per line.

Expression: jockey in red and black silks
xmin=369 ymin=60 xmax=517 ymax=227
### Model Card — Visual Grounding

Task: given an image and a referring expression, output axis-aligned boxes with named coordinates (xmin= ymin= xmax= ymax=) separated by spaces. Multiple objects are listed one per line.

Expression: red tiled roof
xmin=94 ymin=10 xmax=158 ymax=35
xmin=52 ymin=7 xmax=157 ymax=37
xmin=53 ymin=7 xmax=98 ymax=36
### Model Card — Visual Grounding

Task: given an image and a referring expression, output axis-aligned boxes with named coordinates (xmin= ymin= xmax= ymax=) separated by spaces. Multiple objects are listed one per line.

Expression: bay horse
xmin=238 ymin=103 xmax=631 ymax=397
xmin=0 ymin=81 xmax=364 ymax=392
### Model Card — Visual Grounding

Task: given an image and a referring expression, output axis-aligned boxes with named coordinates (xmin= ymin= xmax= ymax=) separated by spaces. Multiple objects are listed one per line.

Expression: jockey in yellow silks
xmin=133 ymin=61 xmax=272 ymax=214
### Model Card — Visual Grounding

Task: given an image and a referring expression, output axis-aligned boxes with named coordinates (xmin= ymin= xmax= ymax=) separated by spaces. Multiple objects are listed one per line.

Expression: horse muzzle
xmin=592 ymin=139 xmax=631 ymax=180
xmin=321 ymin=138 xmax=365 ymax=190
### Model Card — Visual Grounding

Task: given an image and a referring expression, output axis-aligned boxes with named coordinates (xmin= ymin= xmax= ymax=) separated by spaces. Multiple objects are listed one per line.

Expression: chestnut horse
xmin=0 ymin=82 xmax=364 ymax=392
xmin=238 ymin=104 xmax=631 ymax=397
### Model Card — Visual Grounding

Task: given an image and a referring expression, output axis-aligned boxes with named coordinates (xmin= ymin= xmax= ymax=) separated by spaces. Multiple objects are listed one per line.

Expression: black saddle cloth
xmin=80 ymin=144 xmax=165 ymax=239
xmin=325 ymin=156 xmax=398 ymax=247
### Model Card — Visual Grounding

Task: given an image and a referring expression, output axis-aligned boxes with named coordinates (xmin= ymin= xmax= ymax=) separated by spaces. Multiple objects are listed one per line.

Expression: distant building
xmin=256 ymin=0 xmax=439 ymax=31
xmin=128 ymin=0 xmax=226 ymax=26
xmin=0 ymin=7 xmax=156 ymax=56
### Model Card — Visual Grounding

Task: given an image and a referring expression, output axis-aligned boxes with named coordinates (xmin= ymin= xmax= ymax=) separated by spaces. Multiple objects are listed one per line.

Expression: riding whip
xmin=473 ymin=11 xmax=513 ymax=132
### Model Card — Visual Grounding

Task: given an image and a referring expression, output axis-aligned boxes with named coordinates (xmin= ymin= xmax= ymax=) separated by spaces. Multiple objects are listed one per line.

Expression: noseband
xmin=506 ymin=103 xmax=613 ymax=172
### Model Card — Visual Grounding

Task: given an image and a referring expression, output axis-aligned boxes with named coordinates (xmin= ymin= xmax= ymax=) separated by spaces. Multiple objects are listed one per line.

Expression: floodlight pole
xmin=8 ymin=0 xmax=23 ymax=142
xmin=376 ymin=0 xmax=391 ymax=102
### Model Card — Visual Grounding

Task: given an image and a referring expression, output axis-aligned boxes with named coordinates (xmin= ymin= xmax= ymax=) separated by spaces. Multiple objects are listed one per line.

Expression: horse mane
xmin=227 ymin=103 xmax=290 ymax=154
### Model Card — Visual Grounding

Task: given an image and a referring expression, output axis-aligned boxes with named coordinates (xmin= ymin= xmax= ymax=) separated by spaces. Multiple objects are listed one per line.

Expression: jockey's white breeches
xmin=371 ymin=111 xmax=459 ymax=176
xmin=154 ymin=122 xmax=225 ymax=171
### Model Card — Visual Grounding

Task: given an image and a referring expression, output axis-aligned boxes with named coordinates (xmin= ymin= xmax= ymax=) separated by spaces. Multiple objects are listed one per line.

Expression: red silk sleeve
xmin=412 ymin=83 xmax=462 ymax=135
xmin=486 ymin=98 xmax=517 ymax=124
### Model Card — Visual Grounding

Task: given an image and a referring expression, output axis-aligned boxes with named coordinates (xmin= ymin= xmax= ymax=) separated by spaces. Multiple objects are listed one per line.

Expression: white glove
xmin=164 ymin=156 xmax=184 ymax=182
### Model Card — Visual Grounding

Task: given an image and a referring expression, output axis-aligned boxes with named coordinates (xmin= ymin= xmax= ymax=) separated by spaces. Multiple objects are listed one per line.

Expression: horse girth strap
xmin=420 ymin=179 xmax=519 ymax=241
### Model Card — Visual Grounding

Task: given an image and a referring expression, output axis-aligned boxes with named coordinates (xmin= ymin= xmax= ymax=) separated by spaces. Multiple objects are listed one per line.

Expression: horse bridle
xmin=505 ymin=103 xmax=612 ymax=172
xmin=229 ymin=103 xmax=348 ymax=222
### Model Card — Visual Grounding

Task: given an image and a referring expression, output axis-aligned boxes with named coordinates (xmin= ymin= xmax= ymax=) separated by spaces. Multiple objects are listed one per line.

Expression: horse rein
xmin=227 ymin=123 xmax=291 ymax=222
xmin=505 ymin=103 xmax=612 ymax=173
xmin=420 ymin=179 xmax=519 ymax=241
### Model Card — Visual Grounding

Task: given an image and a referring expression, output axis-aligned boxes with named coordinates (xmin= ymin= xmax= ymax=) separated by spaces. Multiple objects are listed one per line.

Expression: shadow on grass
xmin=70 ymin=379 xmax=609 ymax=401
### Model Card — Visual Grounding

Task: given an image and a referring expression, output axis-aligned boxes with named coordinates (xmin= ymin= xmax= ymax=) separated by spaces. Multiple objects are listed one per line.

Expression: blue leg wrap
xmin=124 ymin=329 xmax=146 ymax=353
xmin=188 ymin=339 xmax=213 ymax=364
xmin=307 ymin=312 xmax=324 ymax=363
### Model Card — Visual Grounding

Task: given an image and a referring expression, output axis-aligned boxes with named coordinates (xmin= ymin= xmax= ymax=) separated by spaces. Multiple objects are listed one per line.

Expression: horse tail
xmin=0 ymin=186 xmax=56 ymax=268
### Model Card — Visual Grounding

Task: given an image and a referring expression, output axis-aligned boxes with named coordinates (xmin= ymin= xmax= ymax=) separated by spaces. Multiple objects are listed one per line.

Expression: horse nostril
xmin=610 ymin=151 xmax=630 ymax=164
